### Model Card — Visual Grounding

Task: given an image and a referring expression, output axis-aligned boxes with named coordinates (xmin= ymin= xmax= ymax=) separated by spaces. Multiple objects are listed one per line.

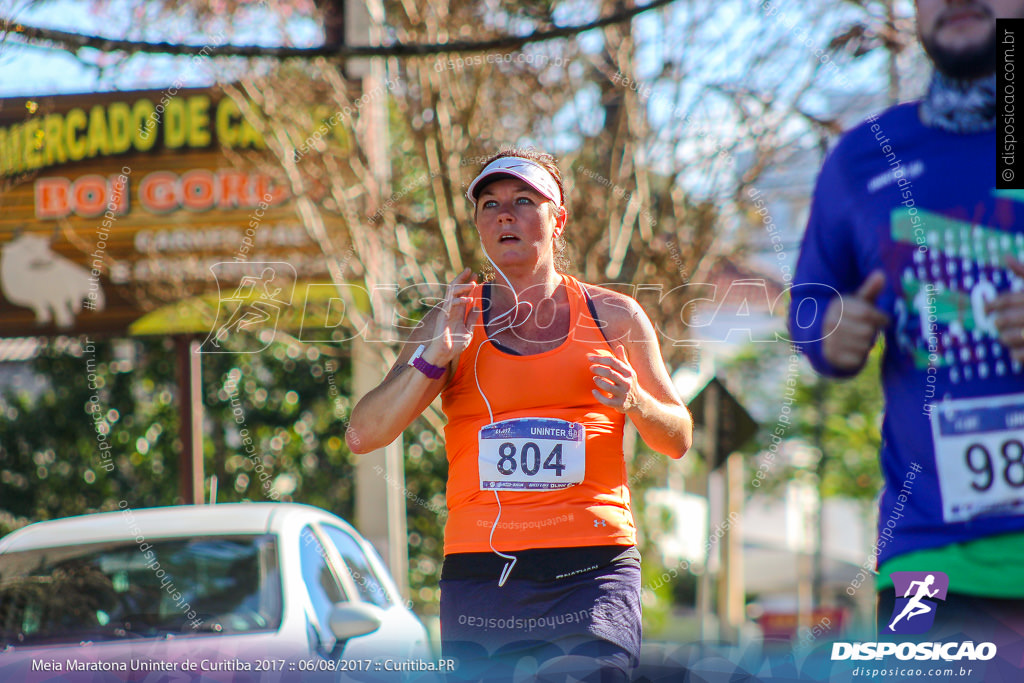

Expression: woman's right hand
xmin=427 ymin=267 xmax=480 ymax=365
xmin=346 ymin=268 xmax=480 ymax=454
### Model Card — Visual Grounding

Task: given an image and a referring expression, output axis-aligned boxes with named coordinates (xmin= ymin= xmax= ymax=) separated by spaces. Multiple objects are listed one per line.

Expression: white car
xmin=0 ymin=503 xmax=437 ymax=681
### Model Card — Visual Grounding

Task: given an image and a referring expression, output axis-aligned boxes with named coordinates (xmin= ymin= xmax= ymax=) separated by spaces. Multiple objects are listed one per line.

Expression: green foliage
xmin=792 ymin=350 xmax=885 ymax=500
xmin=0 ymin=335 xmax=445 ymax=613
xmin=721 ymin=340 xmax=884 ymax=501
xmin=0 ymin=338 xmax=180 ymax=521
xmin=638 ymin=552 xmax=672 ymax=635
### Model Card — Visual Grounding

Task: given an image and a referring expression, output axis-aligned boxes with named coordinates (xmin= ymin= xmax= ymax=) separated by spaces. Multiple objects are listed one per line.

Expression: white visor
xmin=466 ymin=157 xmax=562 ymax=205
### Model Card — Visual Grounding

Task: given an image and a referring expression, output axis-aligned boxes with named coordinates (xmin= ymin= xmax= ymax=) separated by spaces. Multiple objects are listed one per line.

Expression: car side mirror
xmin=328 ymin=602 xmax=383 ymax=643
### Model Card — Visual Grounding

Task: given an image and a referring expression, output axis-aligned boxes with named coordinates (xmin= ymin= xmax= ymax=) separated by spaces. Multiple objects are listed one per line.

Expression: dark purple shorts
xmin=439 ymin=547 xmax=641 ymax=682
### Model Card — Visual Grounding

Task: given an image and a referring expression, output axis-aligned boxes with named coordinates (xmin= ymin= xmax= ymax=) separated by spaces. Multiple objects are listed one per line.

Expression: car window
xmin=298 ymin=526 xmax=347 ymax=637
xmin=0 ymin=535 xmax=281 ymax=646
xmin=319 ymin=524 xmax=392 ymax=608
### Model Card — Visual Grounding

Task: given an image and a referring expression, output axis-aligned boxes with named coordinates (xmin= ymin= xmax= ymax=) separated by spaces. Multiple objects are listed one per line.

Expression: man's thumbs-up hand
xmin=986 ymin=257 xmax=1024 ymax=362
xmin=822 ymin=270 xmax=890 ymax=373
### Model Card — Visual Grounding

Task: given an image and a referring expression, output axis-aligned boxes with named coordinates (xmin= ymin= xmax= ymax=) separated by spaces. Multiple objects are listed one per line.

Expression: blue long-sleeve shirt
xmin=790 ymin=101 xmax=1024 ymax=566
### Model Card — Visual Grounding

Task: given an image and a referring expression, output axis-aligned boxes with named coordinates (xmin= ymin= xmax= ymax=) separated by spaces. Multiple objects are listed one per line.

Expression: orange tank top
xmin=440 ymin=273 xmax=636 ymax=555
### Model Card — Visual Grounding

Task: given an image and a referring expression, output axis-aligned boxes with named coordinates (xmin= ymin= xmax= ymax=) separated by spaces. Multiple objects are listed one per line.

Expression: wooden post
xmin=719 ymin=452 xmax=745 ymax=642
xmin=175 ymin=336 xmax=204 ymax=505
xmin=698 ymin=380 xmax=719 ymax=641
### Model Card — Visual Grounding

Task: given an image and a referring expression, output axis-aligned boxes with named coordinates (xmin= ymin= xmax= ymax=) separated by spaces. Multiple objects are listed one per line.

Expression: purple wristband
xmin=409 ymin=345 xmax=445 ymax=379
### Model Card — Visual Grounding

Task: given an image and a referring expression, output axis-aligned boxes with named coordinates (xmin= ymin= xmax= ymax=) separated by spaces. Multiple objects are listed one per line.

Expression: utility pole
xmin=343 ymin=0 xmax=409 ymax=599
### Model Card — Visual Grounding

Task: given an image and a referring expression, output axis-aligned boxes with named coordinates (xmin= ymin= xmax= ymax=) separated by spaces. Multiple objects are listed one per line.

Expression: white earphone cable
xmin=474 ymin=244 xmax=535 ymax=587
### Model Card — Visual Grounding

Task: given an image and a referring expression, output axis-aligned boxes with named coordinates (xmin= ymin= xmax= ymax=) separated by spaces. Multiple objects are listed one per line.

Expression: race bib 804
xmin=931 ymin=394 xmax=1024 ymax=523
xmin=478 ymin=418 xmax=586 ymax=491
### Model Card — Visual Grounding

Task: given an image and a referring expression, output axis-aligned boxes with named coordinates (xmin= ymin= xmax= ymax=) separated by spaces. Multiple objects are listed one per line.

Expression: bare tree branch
xmin=0 ymin=0 xmax=675 ymax=59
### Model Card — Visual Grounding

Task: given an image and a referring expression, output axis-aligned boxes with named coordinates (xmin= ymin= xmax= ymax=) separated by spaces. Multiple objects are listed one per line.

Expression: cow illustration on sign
xmin=0 ymin=233 xmax=103 ymax=328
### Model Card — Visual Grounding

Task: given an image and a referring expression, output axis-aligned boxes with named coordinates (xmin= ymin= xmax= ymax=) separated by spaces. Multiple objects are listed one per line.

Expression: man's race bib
xmin=930 ymin=394 xmax=1024 ymax=523
xmin=478 ymin=418 xmax=586 ymax=490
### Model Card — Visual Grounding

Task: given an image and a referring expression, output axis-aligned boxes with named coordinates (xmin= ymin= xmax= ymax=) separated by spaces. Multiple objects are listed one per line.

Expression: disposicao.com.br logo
xmin=886 ymin=570 xmax=948 ymax=635
xmin=831 ymin=571 xmax=997 ymax=663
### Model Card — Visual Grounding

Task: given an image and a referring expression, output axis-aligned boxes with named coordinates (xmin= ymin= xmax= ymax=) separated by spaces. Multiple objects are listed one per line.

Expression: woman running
xmin=347 ymin=148 xmax=692 ymax=681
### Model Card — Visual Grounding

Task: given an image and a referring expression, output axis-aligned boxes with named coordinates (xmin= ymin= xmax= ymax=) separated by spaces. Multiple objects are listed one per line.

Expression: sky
xmin=0 ymin=1 xmax=916 ymax=100
xmin=0 ymin=0 xmax=321 ymax=96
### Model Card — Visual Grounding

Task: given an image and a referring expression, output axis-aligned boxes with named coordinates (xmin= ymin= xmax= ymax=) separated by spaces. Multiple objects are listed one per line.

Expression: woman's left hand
xmin=589 ymin=344 xmax=645 ymax=415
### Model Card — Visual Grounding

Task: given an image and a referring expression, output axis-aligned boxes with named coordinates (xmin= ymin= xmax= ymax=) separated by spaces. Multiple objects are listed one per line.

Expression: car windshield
xmin=0 ymin=535 xmax=281 ymax=647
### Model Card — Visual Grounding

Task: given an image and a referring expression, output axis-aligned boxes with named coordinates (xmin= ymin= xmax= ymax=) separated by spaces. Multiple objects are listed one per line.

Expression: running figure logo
xmin=885 ymin=571 xmax=949 ymax=635
xmin=202 ymin=262 xmax=296 ymax=354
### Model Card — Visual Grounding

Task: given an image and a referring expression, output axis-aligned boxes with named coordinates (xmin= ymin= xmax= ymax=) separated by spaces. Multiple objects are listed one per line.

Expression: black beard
xmin=920 ymin=21 xmax=997 ymax=80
